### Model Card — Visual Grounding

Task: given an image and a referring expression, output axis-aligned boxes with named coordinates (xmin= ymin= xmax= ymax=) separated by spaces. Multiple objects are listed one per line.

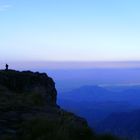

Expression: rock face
xmin=0 ymin=70 xmax=57 ymax=105
xmin=0 ymin=70 xmax=94 ymax=140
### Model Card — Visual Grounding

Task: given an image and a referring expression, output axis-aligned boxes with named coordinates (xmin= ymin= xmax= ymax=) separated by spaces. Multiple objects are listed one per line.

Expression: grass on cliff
xmin=9 ymin=116 xmax=120 ymax=140
xmin=0 ymin=91 xmax=45 ymax=111
xmin=17 ymin=116 xmax=93 ymax=140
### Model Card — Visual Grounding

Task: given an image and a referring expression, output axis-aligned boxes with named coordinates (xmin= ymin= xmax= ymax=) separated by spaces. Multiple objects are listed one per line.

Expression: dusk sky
xmin=1 ymin=0 xmax=140 ymax=62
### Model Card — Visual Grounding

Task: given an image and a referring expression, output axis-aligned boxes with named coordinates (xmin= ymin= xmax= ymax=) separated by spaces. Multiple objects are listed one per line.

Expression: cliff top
xmin=0 ymin=69 xmax=57 ymax=105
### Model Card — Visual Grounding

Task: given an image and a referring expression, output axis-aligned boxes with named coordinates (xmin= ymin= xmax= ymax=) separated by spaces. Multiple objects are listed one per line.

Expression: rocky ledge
xmin=0 ymin=70 xmax=57 ymax=105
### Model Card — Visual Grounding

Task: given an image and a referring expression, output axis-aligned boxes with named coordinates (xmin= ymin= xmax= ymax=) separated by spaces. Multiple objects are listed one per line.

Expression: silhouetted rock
xmin=0 ymin=70 xmax=96 ymax=140
xmin=0 ymin=70 xmax=57 ymax=105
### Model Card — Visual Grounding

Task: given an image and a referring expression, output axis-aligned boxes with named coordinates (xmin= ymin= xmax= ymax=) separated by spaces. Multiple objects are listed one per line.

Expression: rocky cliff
xmin=0 ymin=70 xmax=57 ymax=105
xmin=0 ymin=70 xmax=94 ymax=140
xmin=0 ymin=70 xmax=120 ymax=140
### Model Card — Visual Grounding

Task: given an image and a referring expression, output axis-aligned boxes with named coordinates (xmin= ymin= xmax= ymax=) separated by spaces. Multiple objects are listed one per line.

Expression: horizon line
xmin=1 ymin=60 xmax=140 ymax=70
xmin=2 ymin=60 xmax=140 ymax=63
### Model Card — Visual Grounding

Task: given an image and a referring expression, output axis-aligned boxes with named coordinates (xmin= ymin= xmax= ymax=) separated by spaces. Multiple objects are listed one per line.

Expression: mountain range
xmin=58 ymin=85 xmax=140 ymax=139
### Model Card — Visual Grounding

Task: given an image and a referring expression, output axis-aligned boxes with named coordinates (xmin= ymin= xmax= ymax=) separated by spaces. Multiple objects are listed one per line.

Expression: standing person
xmin=5 ymin=64 xmax=9 ymax=70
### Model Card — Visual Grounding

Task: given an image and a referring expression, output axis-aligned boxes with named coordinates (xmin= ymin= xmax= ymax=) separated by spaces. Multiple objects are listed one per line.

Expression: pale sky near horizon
xmin=1 ymin=0 xmax=140 ymax=62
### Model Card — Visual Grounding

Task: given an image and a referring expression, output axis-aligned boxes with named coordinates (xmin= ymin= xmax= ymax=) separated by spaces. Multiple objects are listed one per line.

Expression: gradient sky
xmin=1 ymin=0 xmax=140 ymax=62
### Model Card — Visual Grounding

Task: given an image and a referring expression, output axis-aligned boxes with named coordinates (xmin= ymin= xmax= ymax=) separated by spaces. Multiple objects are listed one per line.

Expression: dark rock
xmin=0 ymin=70 xmax=94 ymax=140
xmin=0 ymin=70 xmax=57 ymax=105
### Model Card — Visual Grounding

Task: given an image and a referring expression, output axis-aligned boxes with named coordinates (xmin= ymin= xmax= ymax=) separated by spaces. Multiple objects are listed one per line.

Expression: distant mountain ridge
xmin=59 ymin=85 xmax=140 ymax=104
xmin=58 ymin=84 xmax=140 ymax=140
xmin=59 ymin=85 xmax=115 ymax=101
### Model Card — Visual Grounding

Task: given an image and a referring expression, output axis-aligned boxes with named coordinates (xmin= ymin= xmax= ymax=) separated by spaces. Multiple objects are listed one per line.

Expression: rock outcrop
xmin=0 ymin=70 xmax=94 ymax=140
xmin=0 ymin=70 xmax=57 ymax=105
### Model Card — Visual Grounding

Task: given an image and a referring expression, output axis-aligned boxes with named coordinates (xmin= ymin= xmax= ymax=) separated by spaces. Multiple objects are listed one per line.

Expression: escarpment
xmin=0 ymin=70 xmax=94 ymax=140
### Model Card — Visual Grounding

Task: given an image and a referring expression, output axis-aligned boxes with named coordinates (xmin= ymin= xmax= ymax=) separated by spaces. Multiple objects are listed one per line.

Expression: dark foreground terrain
xmin=0 ymin=70 xmax=120 ymax=140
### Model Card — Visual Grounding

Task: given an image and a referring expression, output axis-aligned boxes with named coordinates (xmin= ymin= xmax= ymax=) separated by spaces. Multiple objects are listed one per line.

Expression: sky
xmin=0 ymin=0 xmax=140 ymax=62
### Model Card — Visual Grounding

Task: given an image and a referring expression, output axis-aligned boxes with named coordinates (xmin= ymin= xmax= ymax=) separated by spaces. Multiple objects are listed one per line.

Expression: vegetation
xmin=0 ymin=117 xmax=120 ymax=140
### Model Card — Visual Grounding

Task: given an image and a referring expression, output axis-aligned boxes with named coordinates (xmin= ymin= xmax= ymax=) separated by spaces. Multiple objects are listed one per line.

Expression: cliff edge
xmin=0 ymin=70 xmax=56 ymax=105
xmin=0 ymin=70 xmax=94 ymax=140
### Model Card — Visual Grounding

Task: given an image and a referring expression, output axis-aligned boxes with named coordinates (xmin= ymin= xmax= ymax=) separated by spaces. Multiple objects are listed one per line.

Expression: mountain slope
xmin=59 ymin=85 xmax=117 ymax=101
xmin=96 ymin=110 xmax=140 ymax=140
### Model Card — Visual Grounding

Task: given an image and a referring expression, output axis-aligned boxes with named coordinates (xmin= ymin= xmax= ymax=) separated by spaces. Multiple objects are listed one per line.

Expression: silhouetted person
xmin=5 ymin=64 xmax=9 ymax=71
